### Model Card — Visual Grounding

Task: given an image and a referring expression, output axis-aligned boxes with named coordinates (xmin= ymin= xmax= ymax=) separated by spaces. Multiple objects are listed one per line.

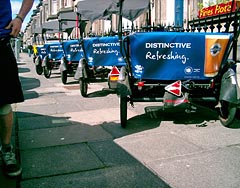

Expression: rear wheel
xmin=79 ymin=77 xmax=88 ymax=97
xmin=43 ymin=66 xmax=51 ymax=78
xmin=61 ymin=70 xmax=68 ymax=84
xmin=120 ymin=96 xmax=128 ymax=128
xmin=36 ymin=65 xmax=43 ymax=75
xmin=218 ymin=100 xmax=237 ymax=128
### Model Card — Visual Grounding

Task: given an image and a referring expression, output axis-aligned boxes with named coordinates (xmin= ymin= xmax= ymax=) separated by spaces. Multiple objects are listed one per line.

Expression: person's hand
xmin=5 ymin=17 xmax=23 ymax=38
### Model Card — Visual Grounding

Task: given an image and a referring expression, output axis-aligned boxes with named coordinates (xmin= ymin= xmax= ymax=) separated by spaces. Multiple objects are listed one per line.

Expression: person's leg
xmin=0 ymin=104 xmax=22 ymax=177
xmin=0 ymin=109 xmax=13 ymax=145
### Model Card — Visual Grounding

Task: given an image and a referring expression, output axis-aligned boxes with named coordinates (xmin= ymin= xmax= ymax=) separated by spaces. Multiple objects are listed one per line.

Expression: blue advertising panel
xmin=83 ymin=36 xmax=125 ymax=66
xmin=129 ymin=32 xmax=232 ymax=80
xmin=44 ymin=42 xmax=64 ymax=60
xmin=37 ymin=46 xmax=47 ymax=60
xmin=62 ymin=40 xmax=84 ymax=62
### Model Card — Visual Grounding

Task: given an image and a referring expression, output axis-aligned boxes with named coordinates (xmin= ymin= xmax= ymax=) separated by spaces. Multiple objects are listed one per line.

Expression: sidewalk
xmin=1 ymin=52 xmax=240 ymax=188
xmin=1 ymin=53 xmax=170 ymax=188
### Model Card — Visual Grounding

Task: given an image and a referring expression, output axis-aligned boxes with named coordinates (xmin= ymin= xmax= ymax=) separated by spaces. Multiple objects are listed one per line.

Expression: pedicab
xmin=34 ymin=45 xmax=46 ymax=75
xmin=74 ymin=0 xmax=126 ymax=97
xmin=42 ymin=42 xmax=64 ymax=78
xmin=117 ymin=0 xmax=240 ymax=128
xmin=41 ymin=16 xmax=76 ymax=79
xmin=60 ymin=39 xmax=84 ymax=84
xmin=57 ymin=12 xmax=84 ymax=84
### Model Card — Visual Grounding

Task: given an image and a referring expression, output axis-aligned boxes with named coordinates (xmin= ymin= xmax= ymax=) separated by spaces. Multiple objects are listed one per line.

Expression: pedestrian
xmin=0 ymin=0 xmax=34 ymax=177
xmin=28 ymin=44 xmax=33 ymax=57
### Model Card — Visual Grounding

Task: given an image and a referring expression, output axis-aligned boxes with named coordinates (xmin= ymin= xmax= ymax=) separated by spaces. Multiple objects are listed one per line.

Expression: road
xmin=15 ymin=53 xmax=240 ymax=188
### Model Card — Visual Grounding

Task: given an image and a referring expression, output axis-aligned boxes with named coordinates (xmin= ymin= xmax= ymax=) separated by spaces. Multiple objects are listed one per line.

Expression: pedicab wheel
xmin=43 ymin=66 xmax=51 ymax=78
xmin=36 ymin=65 xmax=43 ymax=75
xmin=79 ymin=78 xmax=88 ymax=97
xmin=218 ymin=100 xmax=237 ymax=128
xmin=120 ymin=96 xmax=128 ymax=128
xmin=61 ymin=70 xmax=67 ymax=84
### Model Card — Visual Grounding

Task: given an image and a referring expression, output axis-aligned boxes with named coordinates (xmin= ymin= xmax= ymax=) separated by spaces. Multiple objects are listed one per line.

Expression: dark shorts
xmin=0 ymin=37 xmax=24 ymax=105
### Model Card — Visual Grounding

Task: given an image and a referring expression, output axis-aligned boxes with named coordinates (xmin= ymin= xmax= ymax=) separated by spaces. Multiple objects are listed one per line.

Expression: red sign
xmin=165 ymin=80 xmax=182 ymax=97
xmin=198 ymin=1 xmax=237 ymax=18
xmin=109 ymin=66 xmax=120 ymax=75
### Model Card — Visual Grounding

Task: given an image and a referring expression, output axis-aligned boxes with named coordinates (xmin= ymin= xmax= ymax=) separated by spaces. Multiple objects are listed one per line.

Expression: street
xmin=12 ymin=53 xmax=240 ymax=187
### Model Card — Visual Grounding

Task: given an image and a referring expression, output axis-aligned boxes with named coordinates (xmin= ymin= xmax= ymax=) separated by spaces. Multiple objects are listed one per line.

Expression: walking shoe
xmin=0 ymin=145 xmax=22 ymax=177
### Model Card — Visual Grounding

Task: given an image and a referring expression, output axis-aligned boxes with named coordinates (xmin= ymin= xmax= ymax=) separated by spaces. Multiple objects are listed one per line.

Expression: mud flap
xmin=163 ymin=92 xmax=190 ymax=109
xmin=219 ymin=68 xmax=240 ymax=104
xmin=74 ymin=58 xmax=87 ymax=80
xmin=60 ymin=57 xmax=67 ymax=72
xmin=116 ymin=66 xmax=132 ymax=97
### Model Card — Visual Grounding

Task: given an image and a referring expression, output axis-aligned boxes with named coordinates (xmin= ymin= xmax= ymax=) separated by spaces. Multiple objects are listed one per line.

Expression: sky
xmin=11 ymin=0 xmax=40 ymax=31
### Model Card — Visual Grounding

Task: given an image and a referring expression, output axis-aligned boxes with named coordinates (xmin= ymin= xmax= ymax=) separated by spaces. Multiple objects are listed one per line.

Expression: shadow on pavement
xmin=15 ymin=111 xmax=171 ymax=188
xmin=87 ymin=88 xmax=116 ymax=98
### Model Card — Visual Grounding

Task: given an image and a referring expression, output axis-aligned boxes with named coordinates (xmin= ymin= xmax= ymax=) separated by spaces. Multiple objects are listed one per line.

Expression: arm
xmin=5 ymin=0 xmax=34 ymax=38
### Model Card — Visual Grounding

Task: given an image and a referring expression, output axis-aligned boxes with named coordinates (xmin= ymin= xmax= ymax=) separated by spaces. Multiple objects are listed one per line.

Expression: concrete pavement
xmin=1 ymin=52 xmax=240 ymax=188
xmin=1 ymin=52 xmax=170 ymax=188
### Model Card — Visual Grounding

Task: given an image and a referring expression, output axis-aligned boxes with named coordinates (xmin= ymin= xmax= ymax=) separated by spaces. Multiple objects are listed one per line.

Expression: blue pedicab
xmin=74 ymin=35 xmax=125 ymax=97
xmin=34 ymin=45 xmax=46 ymax=75
xmin=74 ymin=0 xmax=126 ymax=97
xmin=41 ymin=14 xmax=76 ymax=79
xmin=60 ymin=40 xmax=84 ymax=84
xmin=42 ymin=42 xmax=64 ymax=78
xmin=117 ymin=0 xmax=240 ymax=128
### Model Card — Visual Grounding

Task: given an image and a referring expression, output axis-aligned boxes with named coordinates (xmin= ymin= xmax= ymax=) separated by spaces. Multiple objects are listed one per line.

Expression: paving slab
xmin=21 ymin=143 xmax=105 ymax=179
xmin=19 ymin=123 xmax=113 ymax=150
xmin=115 ymin=128 xmax=204 ymax=163
xmin=65 ymin=108 xmax=137 ymax=125
xmin=147 ymin=146 xmax=240 ymax=188
xmin=20 ymin=165 xmax=170 ymax=188
xmin=17 ymin=114 xmax=72 ymax=131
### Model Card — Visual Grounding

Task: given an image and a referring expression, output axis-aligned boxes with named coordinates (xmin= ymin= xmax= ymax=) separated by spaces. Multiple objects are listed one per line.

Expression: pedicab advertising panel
xmin=129 ymin=32 xmax=231 ymax=80
xmin=83 ymin=36 xmax=125 ymax=67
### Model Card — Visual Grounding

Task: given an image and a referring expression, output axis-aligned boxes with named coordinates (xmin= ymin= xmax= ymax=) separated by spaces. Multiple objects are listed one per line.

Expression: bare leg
xmin=0 ymin=110 xmax=13 ymax=145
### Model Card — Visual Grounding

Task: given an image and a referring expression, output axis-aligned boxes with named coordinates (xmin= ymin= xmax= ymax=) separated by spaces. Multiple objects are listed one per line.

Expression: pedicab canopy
xmin=42 ymin=20 xmax=76 ymax=35
xmin=76 ymin=0 xmax=149 ymax=22
xmin=128 ymin=32 xmax=233 ymax=80
xmin=120 ymin=0 xmax=150 ymax=21
xmin=42 ymin=11 xmax=77 ymax=35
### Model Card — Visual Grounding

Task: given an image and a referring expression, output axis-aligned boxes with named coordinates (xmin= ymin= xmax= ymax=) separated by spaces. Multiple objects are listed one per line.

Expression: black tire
xmin=218 ymin=100 xmax=237 ymax=128
xmin=79 ymin=78 xmax=88 ymax=97
xmin=61 ymin=70 xmax=67 ymax=84
xmin=120 ymin=96 xmax=128 ymax=128
xmin=43 ymin=66 xmax=51 ymax=78
xmin=36 ymin=65 xmax=43 ymax=75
